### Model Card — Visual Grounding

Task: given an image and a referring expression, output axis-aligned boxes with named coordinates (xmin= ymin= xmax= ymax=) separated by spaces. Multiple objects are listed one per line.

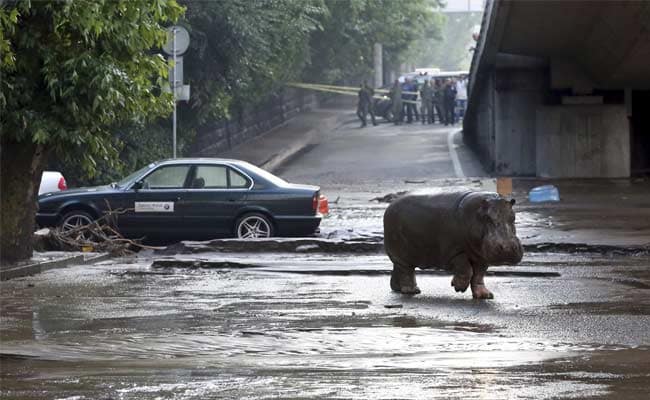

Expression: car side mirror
xmin=132 ymin=181 xmax=143 ymax=191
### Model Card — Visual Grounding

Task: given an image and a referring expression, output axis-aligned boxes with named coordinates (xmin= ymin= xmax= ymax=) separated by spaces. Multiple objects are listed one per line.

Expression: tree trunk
xmin=0 ymin=139 xmax=48 ymax=265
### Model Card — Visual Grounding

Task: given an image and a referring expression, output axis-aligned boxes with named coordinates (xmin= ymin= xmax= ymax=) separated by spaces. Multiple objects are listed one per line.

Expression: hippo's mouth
xmin=481 ymin=239 xmax=524 ymax=266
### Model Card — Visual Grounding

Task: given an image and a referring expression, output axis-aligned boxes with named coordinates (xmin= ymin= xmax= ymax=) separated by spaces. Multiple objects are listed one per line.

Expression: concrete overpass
xmin=463 ymin=0 xmax=650 ymax=177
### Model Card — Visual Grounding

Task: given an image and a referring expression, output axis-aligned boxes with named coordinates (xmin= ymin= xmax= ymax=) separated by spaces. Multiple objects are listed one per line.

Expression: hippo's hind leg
xmin=449 ymin=253 xmax=473 ymax=293
xmin=390 ymin=263 xmax=421 ymax=295
xmin=470 ymin=264 xmax=494 ymax=300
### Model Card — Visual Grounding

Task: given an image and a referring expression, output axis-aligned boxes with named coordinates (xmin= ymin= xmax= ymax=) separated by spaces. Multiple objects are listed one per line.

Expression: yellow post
xmin=497 ymin=177 xmax=513 ymax=196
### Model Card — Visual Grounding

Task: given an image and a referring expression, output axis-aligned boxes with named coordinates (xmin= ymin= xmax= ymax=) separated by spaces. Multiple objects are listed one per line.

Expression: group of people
xmin=356 ymin=75 xmax=468 ymax=128
xmin=390 ymin=76 xmax=468 ymax=126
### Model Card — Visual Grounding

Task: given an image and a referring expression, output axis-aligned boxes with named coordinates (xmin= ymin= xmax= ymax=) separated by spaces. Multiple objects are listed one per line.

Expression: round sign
xmin=162 ymin=25 xmax=190 ymax=56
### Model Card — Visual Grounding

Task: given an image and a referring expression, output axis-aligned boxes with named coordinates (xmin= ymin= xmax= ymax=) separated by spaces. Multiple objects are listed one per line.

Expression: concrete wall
xmin=463 ymin=69 xmax=497 ymax=171
xmin=536 ymin=105 xmax=630 ymax=177
xmin=465 ymin=60 xmax=631 ymax=178
xmin=631 ymin=90 xmax=650 ymax=175
xmin=494 ymin=68 xmax=545 ymax=175
xmin=191 ymin=88 xmax=316 ymax=157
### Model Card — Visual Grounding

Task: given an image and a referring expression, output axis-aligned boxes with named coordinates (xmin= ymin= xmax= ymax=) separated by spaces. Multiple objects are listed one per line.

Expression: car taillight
xmin=58 ymin=176 xmax=67 ymax=191
xmin=318 ymin=194 xmax=329 ymax=215
xmin=312 ymin=193 xmax=319 ymax=212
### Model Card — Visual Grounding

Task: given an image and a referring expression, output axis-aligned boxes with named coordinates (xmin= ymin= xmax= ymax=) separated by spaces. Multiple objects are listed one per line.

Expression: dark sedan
xmin=37 ymin=159 xmax=325 ymax=240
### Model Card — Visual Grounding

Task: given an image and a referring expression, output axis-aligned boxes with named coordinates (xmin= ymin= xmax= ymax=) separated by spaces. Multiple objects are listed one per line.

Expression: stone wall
xmin=191 ymin=88 xmax=316 ymax=157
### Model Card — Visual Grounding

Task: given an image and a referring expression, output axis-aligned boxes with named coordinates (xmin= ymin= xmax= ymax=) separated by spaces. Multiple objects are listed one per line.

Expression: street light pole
xmin=172 ymin=27 xmax=177 ymax=159
xmin=163 ymin=25 xmax=189 ymax=159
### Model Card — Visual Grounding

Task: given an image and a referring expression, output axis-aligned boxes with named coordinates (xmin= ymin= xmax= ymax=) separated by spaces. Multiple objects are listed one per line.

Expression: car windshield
xmin=240 ymin=162 xmax=288 ymax=187
xmin=116 ymin=163 xmax=156 ymax=188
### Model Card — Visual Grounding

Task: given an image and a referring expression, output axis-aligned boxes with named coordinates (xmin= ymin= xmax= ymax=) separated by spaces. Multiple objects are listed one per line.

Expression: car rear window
xmin=229 ymin=169 xmax=249 ymax=188
xmin=195 ymin=165 xmax=228 ymax=188
xmin=240 ymin=162 xmax=288 ymax=187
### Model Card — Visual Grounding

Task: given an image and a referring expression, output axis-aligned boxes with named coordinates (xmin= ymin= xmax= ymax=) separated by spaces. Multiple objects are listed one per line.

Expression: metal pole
xmin=373 ymin=43 xmax=383 ymax=88
xmin=172 ymin=28 xmax=177 ymax=159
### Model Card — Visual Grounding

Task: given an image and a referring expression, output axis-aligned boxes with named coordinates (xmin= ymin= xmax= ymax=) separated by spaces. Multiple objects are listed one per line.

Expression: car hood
xmin=38 ymin=185 xmax=115 ymax=200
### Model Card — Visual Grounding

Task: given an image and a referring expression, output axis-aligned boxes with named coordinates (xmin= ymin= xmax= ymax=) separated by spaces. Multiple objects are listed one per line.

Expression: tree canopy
xmin=179 ymin=0 xmax=324 ymax=124
xmin=306 ymin=0 xmax=442 ymax=83
xmin=0 ymin=0 xmax=183 ymax=263
xmin=410 ymin=11 xmax=482 ymax=71
xmin=0 ymin=0 xmax=184 ymax=176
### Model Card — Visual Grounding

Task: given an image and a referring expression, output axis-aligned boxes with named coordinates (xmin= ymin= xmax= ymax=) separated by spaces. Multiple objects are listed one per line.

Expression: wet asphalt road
xmin=2 ymin=252 xmax=650 ymax=399
xmin=2 ymin=117 xmax=650 ymax=399
xmin=277 ymin=114 xmax=486 ymax=187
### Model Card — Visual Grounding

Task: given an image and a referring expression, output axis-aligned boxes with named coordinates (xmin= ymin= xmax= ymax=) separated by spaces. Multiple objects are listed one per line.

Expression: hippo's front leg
xmin=390 ymin=263 xmax=421 ymax=294
xmin=449 ymin=253 xmax=473 ymax=293
xmin=470 ymin=265 xmax=494 ymax=299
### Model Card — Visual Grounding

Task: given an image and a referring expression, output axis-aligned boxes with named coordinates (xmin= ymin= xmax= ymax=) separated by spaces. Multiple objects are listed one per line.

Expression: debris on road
xmin=370 ymin=191 xmax=409 ymax=203
xmin=156 ymin=237 xmax=385 ymax=255
xmin=404 ymin=179 xmax=426 ymax=184
xmin=151 ymin=259 xmax=264 ymax=269
xmin=528 ymin=185 xmax=560 ymax=202
xmin=33 ymin=205 xmax=164 ymax=256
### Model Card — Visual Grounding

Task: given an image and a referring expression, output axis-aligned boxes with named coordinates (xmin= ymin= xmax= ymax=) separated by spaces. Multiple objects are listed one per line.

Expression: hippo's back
xmin=383 ymin=191 xmax=471 ymax=269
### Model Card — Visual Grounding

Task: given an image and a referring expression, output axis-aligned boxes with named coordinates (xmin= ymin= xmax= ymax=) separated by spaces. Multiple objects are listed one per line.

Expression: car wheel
xmin=59 ymin=210 xmax=94 ymax=241
xmin=235 ymin=213 xmax=274 ymax=239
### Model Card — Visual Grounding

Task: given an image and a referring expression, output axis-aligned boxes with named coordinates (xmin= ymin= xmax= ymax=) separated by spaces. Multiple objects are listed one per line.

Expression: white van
xmin=39 ymin=171 xmax=67 ymax=195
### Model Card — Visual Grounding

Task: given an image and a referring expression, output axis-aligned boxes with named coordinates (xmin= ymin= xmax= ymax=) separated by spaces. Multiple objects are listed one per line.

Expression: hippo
xmin=383 ymin=191 xmax=523 ymax=299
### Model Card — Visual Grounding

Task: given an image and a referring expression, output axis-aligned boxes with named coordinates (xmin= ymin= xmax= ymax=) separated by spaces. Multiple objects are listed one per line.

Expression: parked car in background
xmin=39 ymin=171 xmax=67 ymax=195
xmin=36 ymin=159 xmax=328 ymax=240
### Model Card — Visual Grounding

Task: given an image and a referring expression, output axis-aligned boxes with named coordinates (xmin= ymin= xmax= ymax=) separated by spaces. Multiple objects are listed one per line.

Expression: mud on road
xmin=1 ymin=250 xmax=650 ymax=399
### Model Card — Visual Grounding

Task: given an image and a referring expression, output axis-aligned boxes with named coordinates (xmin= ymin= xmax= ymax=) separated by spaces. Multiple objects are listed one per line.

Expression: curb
xmin=0 ymin=253 xmax=112 ymax=281
xmin=260 ymin=127 xmax=317 ymax=173
xmin=523 ymin=242 xmax=650 ymax=255
xmin=155 ymin=238 xmax=650 ymax=257
xmin=262 ymin=111 xmax=348 ymax=173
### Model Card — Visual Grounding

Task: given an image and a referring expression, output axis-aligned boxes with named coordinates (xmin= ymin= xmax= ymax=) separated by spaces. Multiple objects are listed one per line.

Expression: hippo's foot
xmin=400 ymin=285 xmax=421 ymax=295
xmin=451 ymin=274 xmax=471 ymax=293
xmin=390 ymin=263 xmax=420 ymax=295
xmin=471 ymin=284 xmax=494 ymax=300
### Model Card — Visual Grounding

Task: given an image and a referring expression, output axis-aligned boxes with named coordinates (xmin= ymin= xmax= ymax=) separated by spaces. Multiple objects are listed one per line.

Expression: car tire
xmin=59 ymin=210 xmax=95 ymax=241
xmin=235 ymin=213 xmax=274 ymax=239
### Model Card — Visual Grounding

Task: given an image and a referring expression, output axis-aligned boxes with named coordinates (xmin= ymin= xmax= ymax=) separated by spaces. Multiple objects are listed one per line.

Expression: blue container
xmin=528 ymin=185 xmax=560 ymax=202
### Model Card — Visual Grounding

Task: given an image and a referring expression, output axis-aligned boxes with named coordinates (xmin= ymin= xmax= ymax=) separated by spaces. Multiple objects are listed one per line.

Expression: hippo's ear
xmin=509 ymin=198 xmax=516 ymax=207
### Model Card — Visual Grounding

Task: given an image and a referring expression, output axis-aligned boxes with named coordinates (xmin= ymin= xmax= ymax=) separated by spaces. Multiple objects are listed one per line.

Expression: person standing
xmin=357 ymin=83 xmax=369 ymax=127
xmin=402 ymin=78 xmax=418 ymax=124
xmin=419 ymin=80 xmax=434 ymax=124
xmin=364 ymin=81 xmax=378 ymax=126
xmin=356 ymin=81 xmax=377 ymax=128
xmin=443 ymin=79 xmax=457 ymax=126
xmin=411 ymin=80 xmax=420 ymax=122
xmin=433 ymin=79 xmax=445 ymax=124
xmin=455 ymin=75 xmax=468 ymax=120
xmin=389 ymin=79 xmax=403 ymax=125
